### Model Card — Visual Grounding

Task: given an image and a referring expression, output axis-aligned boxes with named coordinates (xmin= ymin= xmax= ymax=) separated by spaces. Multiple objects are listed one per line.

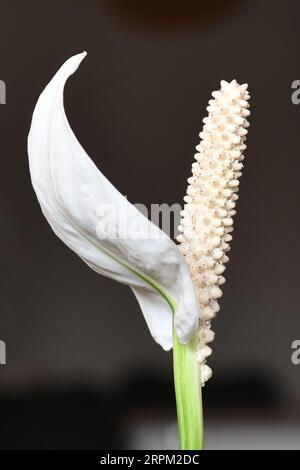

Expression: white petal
xmin=28 ymin=52 xmax=199 ymax=349
xmin=131 ymin=287 xmax=173 ymax=351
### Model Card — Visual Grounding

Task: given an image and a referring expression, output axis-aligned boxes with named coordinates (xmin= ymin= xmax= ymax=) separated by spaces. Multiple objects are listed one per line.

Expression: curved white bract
xmin=28 ymin=52 xmax=199 ymax=351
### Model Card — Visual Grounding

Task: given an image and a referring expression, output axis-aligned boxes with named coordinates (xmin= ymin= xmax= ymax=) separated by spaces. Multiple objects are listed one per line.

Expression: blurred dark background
xmin=0 ymin=0 xmax=300 ymax=449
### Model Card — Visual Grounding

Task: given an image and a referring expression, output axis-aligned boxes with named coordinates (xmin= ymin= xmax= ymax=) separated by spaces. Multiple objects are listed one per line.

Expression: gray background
xmin=0 ymin=0 xmax=299 ymax=449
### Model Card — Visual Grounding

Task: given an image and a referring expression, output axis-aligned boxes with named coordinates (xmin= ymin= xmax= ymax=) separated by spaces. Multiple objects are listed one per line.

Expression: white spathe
xmin=28 ymin=52 xmax=199 ymax=351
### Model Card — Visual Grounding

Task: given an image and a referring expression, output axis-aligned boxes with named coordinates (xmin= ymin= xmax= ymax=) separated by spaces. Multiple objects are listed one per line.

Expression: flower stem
xmin=172 ymin=324 xmax=204 ymax=450
xmin=143 ymin=287 xmax=203 ymax=450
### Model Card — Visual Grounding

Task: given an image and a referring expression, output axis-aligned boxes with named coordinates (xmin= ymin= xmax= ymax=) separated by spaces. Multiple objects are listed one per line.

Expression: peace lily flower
xmin=28 ymin=52 xmax=203 ymax=450
xmin=28 ymin=53 xmax=250 ymax=450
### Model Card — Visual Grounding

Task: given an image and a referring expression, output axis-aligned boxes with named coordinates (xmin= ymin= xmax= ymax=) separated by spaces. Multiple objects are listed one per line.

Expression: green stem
xmin=172 ymin=316 xmax=204 ymax=450
xmin=123 ymin=273 xmax=203 ymax=450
